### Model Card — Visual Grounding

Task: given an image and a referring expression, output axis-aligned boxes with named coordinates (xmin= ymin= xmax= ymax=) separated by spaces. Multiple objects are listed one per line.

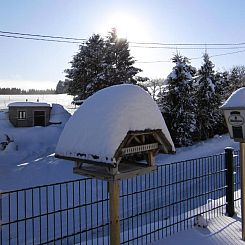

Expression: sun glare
xmin=100 ymin=13 xmax=147 ymax=42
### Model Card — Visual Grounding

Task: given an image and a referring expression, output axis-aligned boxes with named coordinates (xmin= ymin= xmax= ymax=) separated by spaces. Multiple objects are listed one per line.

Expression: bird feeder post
xmin=241 ymin=142 xmax=245 ymax=241
xmin=109 ymin=179 xmax=120 ymax=245
xmin=220 ymin=87 xmax=245 ymax=241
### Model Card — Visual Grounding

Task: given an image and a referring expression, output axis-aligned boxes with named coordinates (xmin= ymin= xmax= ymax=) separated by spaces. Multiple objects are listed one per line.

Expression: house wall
xmin=9 ymin=106 xmax=51 ymax=127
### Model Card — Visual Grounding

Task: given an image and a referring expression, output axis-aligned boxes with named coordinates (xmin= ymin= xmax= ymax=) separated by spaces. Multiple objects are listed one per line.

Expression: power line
xmin=0 ymin=30 xmax=86 ymax=41
xmin=2 ymin=33 xmax=245 ymax=51
xmin=130 ymin=45 xmax=245 ymax=50
xmin=130 ymin=41 xmax=245 ymax=46
xmin=136 ymin=49 xmax=245 ymax=64
xmin=1 ymin=30 xmax=245 ymax=50
xmin=0 ymin=34 xmax=82 ymax=44
xmin=1 ymin=30 xmax=245 ymax=63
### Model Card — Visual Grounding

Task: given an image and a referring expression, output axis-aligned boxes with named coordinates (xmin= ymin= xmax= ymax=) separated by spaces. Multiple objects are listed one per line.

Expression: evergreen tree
xmin=55 ymin=79 xmax=69 ymax=94
xmin=158 ymin=53 xmax=197 ymax=146
xmin=65 ymin=34 xmax=105 ymax=99
xmin=195 ymin=53 xmax=220 ymax=140
xmin=65 ymin=29 xmax=142 ymax=99
xmin=213 ymin=72 xmax=228 ymax=134
xmin=103 ymin=28 xmax=142 ymax=86
xmin=229 ymin=65 xmax=245 ymax=92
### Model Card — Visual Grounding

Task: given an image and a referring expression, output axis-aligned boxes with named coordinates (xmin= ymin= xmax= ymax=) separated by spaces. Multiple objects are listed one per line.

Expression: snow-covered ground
xmin=150 ymin=199 xmax=243 ymax=245
xmin=0 ymin=94 xmax=239 ymax=190
xmin=0 ymin=114 xmax=239 ymax=191
xmin=0 ymin=94 xmax=242 ymax=245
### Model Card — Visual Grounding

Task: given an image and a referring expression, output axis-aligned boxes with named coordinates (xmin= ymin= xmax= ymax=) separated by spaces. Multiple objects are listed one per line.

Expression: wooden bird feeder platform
xmin=56 ymin=129 xmax=172 ymax=180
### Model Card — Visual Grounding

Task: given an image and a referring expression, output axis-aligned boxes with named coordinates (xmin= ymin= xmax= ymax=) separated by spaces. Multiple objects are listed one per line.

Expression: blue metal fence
xmin=0 ymin=150 xmax=240 ymax=245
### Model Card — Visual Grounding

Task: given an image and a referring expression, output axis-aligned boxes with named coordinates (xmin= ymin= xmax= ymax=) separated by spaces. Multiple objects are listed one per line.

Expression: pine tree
xmin=65 ymin=29 xmax=142 ymax=100
xmin=229 ymin=66 xmax=245 ymax=92
xmin=103 ymin=28 xmax=142 ymax=86
xmin=158 ymin=53 xmax=197 ymax=146
xmin=65 ymin=34 xmax=105 ymax=99
xmin=195 ymin=53 xmax=220 ymax=140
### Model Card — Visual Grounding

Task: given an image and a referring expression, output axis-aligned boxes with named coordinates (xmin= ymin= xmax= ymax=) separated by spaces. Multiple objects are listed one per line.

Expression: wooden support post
xmin=109 ymin=180 xmax=120 ymax=245
xmin=0 ymin=191 xmax=2 ymax=243
xmin=240 ymin=142 xmax=245 ymax=241
xmin=148 ymin=151 xmax=155 ymax=166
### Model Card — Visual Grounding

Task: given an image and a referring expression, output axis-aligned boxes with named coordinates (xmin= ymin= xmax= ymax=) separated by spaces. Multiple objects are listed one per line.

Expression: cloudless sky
xmin=0 ymin=0 xmax=245 ymax=89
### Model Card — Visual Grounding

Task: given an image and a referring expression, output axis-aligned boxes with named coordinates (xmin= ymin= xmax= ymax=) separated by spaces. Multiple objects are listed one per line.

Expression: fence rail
xmin=0 ymin=149 xmax=240 ymax=245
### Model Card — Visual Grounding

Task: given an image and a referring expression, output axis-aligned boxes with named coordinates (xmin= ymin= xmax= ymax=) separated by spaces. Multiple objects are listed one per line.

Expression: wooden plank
xmin=121 ymin=143 xmax=158 ymax=155
xmin=73 ymin=164 xmax=157 ymax=180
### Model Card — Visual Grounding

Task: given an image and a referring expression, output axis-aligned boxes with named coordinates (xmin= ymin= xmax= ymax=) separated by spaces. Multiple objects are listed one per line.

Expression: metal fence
xmin=0 ymin=149 xmax=240 ymax=245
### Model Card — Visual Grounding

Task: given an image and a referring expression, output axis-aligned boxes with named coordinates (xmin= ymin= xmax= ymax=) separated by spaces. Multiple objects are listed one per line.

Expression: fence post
xmin=225 ymin=147 xmax=235 ymax=217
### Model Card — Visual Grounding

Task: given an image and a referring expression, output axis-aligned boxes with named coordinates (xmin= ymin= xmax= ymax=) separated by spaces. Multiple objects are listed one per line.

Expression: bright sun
xmin=100 ymin=13 xmax=147 ymax=42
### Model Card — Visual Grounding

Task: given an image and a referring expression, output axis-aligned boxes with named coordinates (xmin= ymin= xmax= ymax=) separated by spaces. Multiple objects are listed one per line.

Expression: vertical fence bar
xmin=225 ymin=147 xmax=235 ymax=217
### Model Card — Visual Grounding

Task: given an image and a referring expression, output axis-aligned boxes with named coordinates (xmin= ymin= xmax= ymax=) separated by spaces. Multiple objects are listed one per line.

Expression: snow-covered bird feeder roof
xmin=221 ymin=87 xmax=245 ymax=109
xmin=55 ymin=84 xmax=175 ymax=179
xmin=8 ymin=102 xmax=51 ymax=107
xmin=221 ymin=87 xmax=245 ymax=143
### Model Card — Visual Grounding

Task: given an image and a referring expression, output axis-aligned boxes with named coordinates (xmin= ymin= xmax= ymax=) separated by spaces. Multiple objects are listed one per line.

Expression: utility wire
xmin=130 ymin=41 xmax=245 ymax=46
xmin=136 ymin=49 xmax=245 ymax=64
xmin=0 ymin=30 xmax=86 ymax=41
xmin=2 ymin=33 xmax=245 ymax=50
xmin=1 ymin=30 xmax=245 ymax=49
xmin=0 ymin=34 xmax=82 ymax=44
xmin=1 ymin=30 xmax=245 ymax=63
xmin=130 ymin=45 xmax=245 ymax=50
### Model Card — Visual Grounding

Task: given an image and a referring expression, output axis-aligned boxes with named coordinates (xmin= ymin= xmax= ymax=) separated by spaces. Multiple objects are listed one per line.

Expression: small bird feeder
xmin=221 ymin=87 xmax=245 ymax=241
xmin=55 ymin=84 xmax=175 ymax=244
xmin=221 ymin=87 xmax=245 ymax=142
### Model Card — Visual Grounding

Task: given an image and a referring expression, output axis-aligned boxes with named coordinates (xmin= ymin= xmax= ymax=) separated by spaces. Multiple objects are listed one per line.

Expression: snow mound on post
xmin=55 ymin=84 xmax=175 ymax=164
xmin=221 ymin=87 xmax=245 ymax=108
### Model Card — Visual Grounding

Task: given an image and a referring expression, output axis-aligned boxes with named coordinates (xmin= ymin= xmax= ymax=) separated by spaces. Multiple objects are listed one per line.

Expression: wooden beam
xmin=109 ymin=180 xmax=120 ymax=245
xmin=147 ymin=151 xmax=155 ymax=166
xmin=141 ymin=134 xmax=145 ymax=144
xmin=134 ymin=135 xmax=142 ymax=144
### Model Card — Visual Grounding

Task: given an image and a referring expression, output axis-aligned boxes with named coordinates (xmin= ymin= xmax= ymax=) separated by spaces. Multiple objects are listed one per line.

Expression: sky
xmin=0 ymin=0 xmax=245 ymax=90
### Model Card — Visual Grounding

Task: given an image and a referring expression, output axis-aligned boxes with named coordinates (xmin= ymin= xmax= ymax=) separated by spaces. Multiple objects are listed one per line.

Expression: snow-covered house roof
xmin=55 ymin=84 xmax=175 ymax=165
xmin=221 ymin=87 xmax=245 ymax=109
xmin=8 ymin=102 xmax=51 ymax=107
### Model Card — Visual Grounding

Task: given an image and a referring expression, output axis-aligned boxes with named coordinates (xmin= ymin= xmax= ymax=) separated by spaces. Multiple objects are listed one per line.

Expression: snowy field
xmin=0 ymin=94 xmax=75 ymax=113
xmin=0 ymin=93 xmax=242 ymax=245
xmin=0 ymin=93 xmax=240 ymax=191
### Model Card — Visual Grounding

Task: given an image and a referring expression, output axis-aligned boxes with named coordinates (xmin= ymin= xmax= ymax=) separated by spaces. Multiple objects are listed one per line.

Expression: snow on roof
xmin=8 ymin=102 xmax=51 ymax=107
xmin=49 ymin=103 xmax=71 ymax=124
xmin=55 ymin=84 xmax=175 ymax=164
xmin=221 ymin=87 xmax=245 ymax=109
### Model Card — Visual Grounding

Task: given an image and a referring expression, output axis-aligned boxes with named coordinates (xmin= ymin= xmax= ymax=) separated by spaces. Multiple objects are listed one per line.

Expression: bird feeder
xmin=221 ymin=87 xmax=245 ymax=240
xmin=55 ymin=84 xmax=175 ymax=180
xmin=221 ymin=87 xmax=245 ymax=142
xmin=55 ymin=84 xmax=175 ymax=244
xmin=56 ymin=128 xmax=173 ymax=180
